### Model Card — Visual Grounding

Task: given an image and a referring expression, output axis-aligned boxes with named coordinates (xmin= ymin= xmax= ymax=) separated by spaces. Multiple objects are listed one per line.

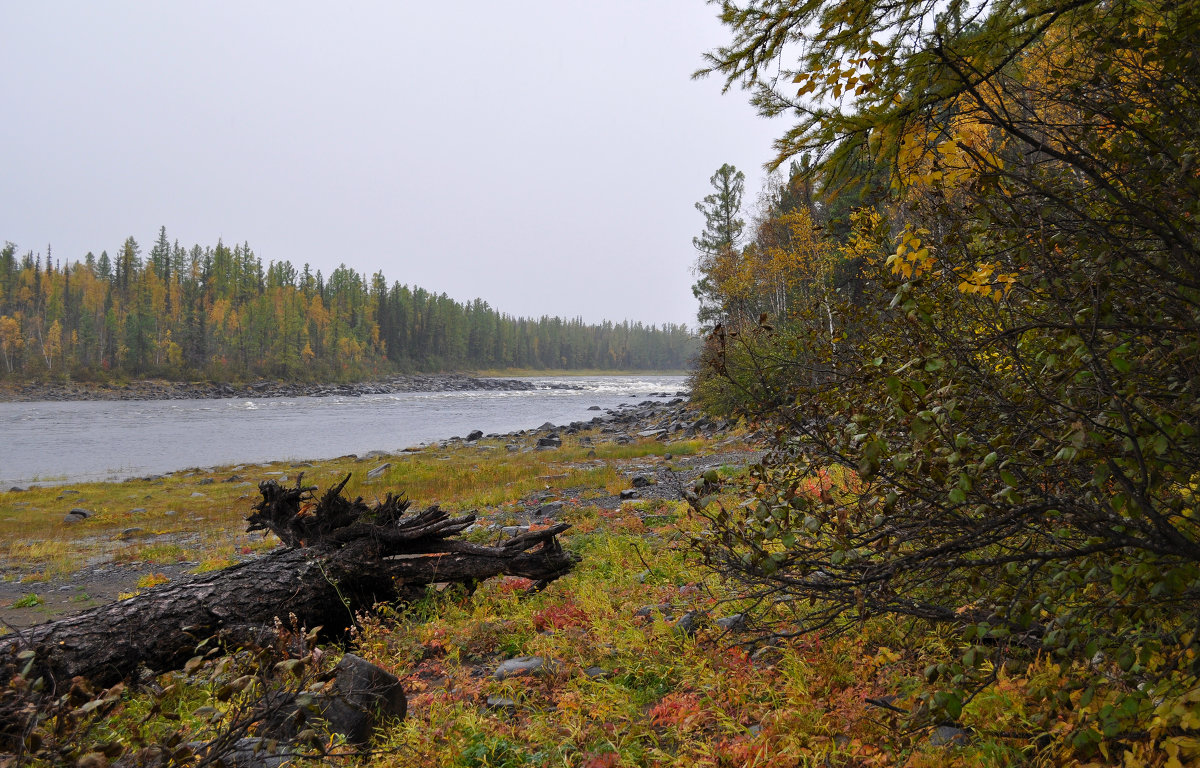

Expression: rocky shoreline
xmin=0 ymin=373 xmax=583 ymax=403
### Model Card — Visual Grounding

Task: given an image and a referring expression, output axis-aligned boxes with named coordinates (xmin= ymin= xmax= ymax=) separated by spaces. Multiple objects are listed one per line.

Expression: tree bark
xmin=0 ymin=476 xmax=578 ymax=690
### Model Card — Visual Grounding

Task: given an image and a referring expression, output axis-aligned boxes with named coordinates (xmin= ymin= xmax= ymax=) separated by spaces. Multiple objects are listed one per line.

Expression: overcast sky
xmin=0 ymin=2 xmax=783 ymax=329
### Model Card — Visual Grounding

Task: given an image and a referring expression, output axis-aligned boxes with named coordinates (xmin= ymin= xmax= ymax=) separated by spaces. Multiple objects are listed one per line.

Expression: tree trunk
xmin=0 ymin=476 xmax=577 ymax=690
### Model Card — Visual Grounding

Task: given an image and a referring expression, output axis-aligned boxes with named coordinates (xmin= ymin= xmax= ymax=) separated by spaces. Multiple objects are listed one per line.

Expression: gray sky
xmin=0 ymin=2 xmax=781 ymax=328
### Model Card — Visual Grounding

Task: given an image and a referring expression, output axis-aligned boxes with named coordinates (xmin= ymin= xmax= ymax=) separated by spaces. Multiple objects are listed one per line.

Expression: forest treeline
xmin=0 ymin=231 xmax=695 ymax=381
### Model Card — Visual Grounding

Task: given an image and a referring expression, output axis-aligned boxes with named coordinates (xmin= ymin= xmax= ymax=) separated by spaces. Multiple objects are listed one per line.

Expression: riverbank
xmin=0 ymin=396 xmax=737 ymax=626
xmin=0 ymin=373 xmax=595 ymax=403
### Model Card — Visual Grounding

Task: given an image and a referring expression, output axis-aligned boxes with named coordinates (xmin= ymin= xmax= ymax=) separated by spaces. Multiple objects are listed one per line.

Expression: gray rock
xmin=536 ymin=435 xmax=562 ymax=449
xmin=190 ymin=492 xmax=206 ymax=498
xmin=631 ymin=474 xmax=654 ymax=488
xmin=367 ymin=463 xmax=392 ymax=479
xmin=674 ymin=610 xmax=708 ymax=637
xmin=466 ymin=429 xmax=484 ymax=441
xmin=587 ymin=405 xmax=601 ymax=410
xmin=119 ymin=527 xmax=144 ymax=538
xmin=8 ymin=487 xmax=27 ymax=493
xmin=538 ymin=422 xmax=557 ymax=431
xmin=716 ymin=613 xmax=747 ymax=631
xmin=633 ymin=603 xmax=672 ymax=618
xmin=533 ymin=502 xmax=563 ymax=519
xmin=619 ymin=489 xmax=639 ymax=500
xmin=321 ymin=653 xmax=407 ymax=745
xmin=69 ymin=507 xmax=93 ymax=517
xmin=494 ymin=656 xmax=554 ymax=680
xmin=197 ymin=478 xmax=215 ymax=485
xmin=506 ymin=443 xmax=519 ymax=452
xmin=584 ymin=666 xmax=608 ymax=679
xmin=164 ymin=509 xmax=178 ymax=516
xmin=501 ymin=525 xmax=529 ymax=537
xmin=485 ymin=695 xmax=517 ymax=713
xmin=930 ymin=726 xmax=970 ymax=747
xmin=63 ymin=513 xmax=87 ymax=524
xmin=130 ymin=507 xmax=146 ymax=514
xmin=191 ymin=737 xmax=292 ymax=768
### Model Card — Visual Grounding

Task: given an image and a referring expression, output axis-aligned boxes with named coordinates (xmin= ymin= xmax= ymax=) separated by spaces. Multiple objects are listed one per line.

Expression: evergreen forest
xmin=0 ymin=231 xmax=695 ymax=382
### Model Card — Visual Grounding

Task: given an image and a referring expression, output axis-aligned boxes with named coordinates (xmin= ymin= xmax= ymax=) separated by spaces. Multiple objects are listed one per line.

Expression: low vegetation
xmin=4 ymin=411 xmax=1185 ymax=765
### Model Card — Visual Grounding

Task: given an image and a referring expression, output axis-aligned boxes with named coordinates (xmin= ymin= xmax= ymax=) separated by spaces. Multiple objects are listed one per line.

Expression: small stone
xmin=119 ymin=527 xmax=144 ymax=538
xmin=633 ymin=603 xmax=672 ymax=618
xmin=69 ymin=507 xmax=93 ymax=517
xmin=506 ymin=443 xmax=519 ymax=452
xmin=930 ymin=726 xmax=970 ymax=747
xmin=63 ymin=513 xmax=86 ymax=524
xmin=164 ymin=509 xmax=178 ymax=516
xmin=486 ymin=695 xmax=517 ymax=712
xmin=197 ymin=478 xmax=215 ymax=485
xmin=674 ymin=610 xmax=708 ymax=637
xmin=367 ymin=463 xmax=392 ymax=479
xmin=587 ymin=405 xmax=601 ymax=410
xmin=619 ymin=489 xmax=639 ymax=500
xmin=631 ymin=474 xmax=654 ymax=488
xmin=190 ymin=492 xmax=206 ymax=498
xmin=130 ymin=507 xmax=146 ymax=514
xmin=716 ymin=613 xmax=747 ymax=631
xmin=534 ymin=502 xmax=563 ymax=519
xmin=584 ymin=666 xmax=608 ymax=679
xmin=494 ymin=656 xmax=552 ymax=680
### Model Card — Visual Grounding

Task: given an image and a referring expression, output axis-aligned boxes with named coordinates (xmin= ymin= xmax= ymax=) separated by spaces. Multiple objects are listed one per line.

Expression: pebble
xmin=930 ymin=726 xmax=970 ymax=747
xmin=494 ymin=656 xmax=553 ymax=679
xmin=485 ymin=695 xmax=517 ymax=712
xmin=367 ymin=463 xmax=392 ymax=479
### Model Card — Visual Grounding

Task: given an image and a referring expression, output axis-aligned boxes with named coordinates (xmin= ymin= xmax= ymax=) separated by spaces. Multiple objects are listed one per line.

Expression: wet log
xmin=0 ymin=475 xmax=578 ymax=691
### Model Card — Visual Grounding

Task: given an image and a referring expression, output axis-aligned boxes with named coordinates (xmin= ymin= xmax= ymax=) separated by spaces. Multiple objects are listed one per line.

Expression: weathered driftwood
xmin=0 ymin=475 xmax=577 ymax=690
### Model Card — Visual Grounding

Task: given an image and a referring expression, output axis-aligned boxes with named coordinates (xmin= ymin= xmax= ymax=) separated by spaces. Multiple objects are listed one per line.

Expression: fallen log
xmin=0 ymin=475 xmax=578 ymax=691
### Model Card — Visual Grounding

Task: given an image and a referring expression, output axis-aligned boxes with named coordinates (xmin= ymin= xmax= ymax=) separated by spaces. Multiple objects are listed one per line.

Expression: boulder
xmin=631 ymin=474 xmax=654 ymax=488
xmin=466 ymin=429 xmax=484 ymax=442
xmin=320 ymin=653 xmax=408 ymax=745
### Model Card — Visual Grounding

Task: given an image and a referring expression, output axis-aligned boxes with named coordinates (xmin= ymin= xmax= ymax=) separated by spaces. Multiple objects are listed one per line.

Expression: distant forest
xmin=0 ymin=229 xmax=696 ymax=381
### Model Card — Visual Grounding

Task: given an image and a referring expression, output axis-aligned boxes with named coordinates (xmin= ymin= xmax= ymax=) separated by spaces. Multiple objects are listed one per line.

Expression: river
xmin=0 ymin=375 xmax=687 ymax=487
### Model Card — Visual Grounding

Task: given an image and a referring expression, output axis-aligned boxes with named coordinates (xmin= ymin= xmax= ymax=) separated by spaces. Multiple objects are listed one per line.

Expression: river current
xmin=0 ymin=375 xmax=686 ymax=487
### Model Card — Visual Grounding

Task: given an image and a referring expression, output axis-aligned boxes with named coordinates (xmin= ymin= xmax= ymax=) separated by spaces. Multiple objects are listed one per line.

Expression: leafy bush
xmin=692 ymin=0 xmax=1200 ymax=755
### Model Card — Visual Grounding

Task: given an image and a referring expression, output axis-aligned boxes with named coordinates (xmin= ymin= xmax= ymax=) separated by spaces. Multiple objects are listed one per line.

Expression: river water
xmin=0 ymin=376 xmax=687 ymax=487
